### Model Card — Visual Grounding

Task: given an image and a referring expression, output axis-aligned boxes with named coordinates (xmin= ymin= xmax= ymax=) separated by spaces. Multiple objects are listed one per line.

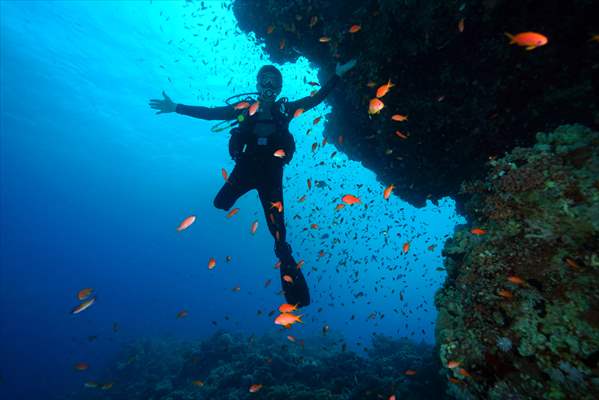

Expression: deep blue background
xmin=0 ymin=1 xmax=463 ymax=398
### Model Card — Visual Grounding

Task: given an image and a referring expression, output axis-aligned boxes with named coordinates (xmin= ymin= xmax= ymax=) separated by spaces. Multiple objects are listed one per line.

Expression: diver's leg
xmin=213 ymin=162 xmax=254 ymax=211
xmin=258 ymin=165 xmax=310 ymax=307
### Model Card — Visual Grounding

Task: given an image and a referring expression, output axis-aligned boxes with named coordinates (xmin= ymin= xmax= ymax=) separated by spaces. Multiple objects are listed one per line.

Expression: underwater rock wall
xmin=232 ymin=0 xmax=599 ymax=208
xmin=435 ymin=124 xmax=599 ymax=399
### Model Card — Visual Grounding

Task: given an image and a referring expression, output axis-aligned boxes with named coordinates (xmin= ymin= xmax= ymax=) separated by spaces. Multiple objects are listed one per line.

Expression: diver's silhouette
xmin=150 ymin=60 xmax=356 ymax=307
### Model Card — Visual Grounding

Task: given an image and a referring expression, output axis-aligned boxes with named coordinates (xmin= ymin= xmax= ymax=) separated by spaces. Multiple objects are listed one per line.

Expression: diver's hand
xmin=335 ymin=59 xmax=357 ymax=77
xmin=149 ymin=91 xmax=177 ymax=114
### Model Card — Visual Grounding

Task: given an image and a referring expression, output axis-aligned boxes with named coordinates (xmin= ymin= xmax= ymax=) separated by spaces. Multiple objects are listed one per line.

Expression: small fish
xmin=505 ymin=32 xmax=548 ymax=50
xmin=293 ymin=108 xmax=304 ymax=118
xmin=590 ymin=34 xmax=599 ymax=43
xmin=177 ymin=215 xmax=196 ymax=232
xmin=404 ymin=369 xmax=417 ymax=376
xmin=226 ymin=208 xmax=240 ymax=218
xmin=368 ymin=98 xmax=384 ymax=115
xmin=457 ymin=368 xmax=471 ymax=377
xmin=177 ymin=310 xmax=188 ymax=318
xmin=564 ymin=257 xmax=581 ymax=270
xmin=249 ymin=383 xmax=263 ymax=393
xmin=296 ymin=260 xmax=305 ymax=269
xmin=389 ymin=396 xmax=396 ymax=400
xmin=395 ymin=130 xmax=408 ymax=139
xmin=310 ymin=223 xmax=318 ymax=229
xmin=307 ymin=179 xmax=312 ymax=190
xmin=335 ymin=203 xmax=345 ymax=211
xmin=266 ymin=25 xmax=274 ymax=34
xmin=74 ymin=362 xmax=89 ymax=371
xmin=391 ymin=114 xmax=408 ymax=122
xmin=507 ymin=276 xmax=525 ymax=285
xmin=231 ymin=285 xmax=241 ymax=292
xmin=311 ymin=142 xmax=318 ymax=152
xmin=366 ymin=81 xmax=377 ymax=88
xmin=402 ymin=242 xmax=410 ymax=254
xmin=77 ymin=288 xmax=93 ymax=301
xmin=319 ymin=36 xmax=331 ymax=43
xmin=309 ymin=16 xmax=318 ymax=28
xmin=208 ymin=257 xmax=216 ymax=270
xmin=282 ymin=274 xmax=294 ymax=283
xmin=251 ymin=220 xmax=259 ymax=234
xmin=279 ymin=38 xmax=285 ymax=49
xmin=322 ymin=324 xmax=330 ymax=334
xmin=383 ymin=184 xmax=395 ymax=200
xmin=458 ymin=18 xmax=464 ymax=33
xmin=274 ymin=312 xmax=303 ymax=326
xmin=221 ymin=168 xmax=228 ymax=181
xmin=298 ymin=195 xmax=306 ymax=202
xmin=71 ymin=297 xmax=96 ymax=315
xmin=498 ymin=289 xmax=513 ymax=299
xmin=307 ymin=81 xmax=320 ymax=86
xmin=192 ymin=380 xmax=204 ymax=387
xmin=447 ymin=360 xmax=461 ymax=369
xmin=342 ymin=194 xmax=361 ymax=205
xmin=287 ymin=335 xmax=296 ymax=342
xmin=225 ymin=255 xmax=232 ymax=263
xmin=349 ymin=24 xmax=361 ymax=33
xmin=249 ymin=101 xmax=260 ymax=116
xmin=270 ymin=201 xmax=283 ymax=212
xmin=273 ymin=149 xmax=286 ymax=158
xmin=84 ymin=381 xmax=98 ymax=388
xmin=234 ymin=101 xmax=250 ymax=110
xmin=279 ymin=303 xmax=298 ymax=313
xmin=101 ymin=383 xmax=113 ymax=390
xmin=338 ymin=135 xmax=344 ymax=145
xmin=313 ymin=116 xmax=322 ymax=125
xmin=376 ymin=79 xmax=395 ymax=98
xmin=264 ymin=279 xmax=272 ymax=288
xmin=470 ymin=228 xmax=486 ymax=235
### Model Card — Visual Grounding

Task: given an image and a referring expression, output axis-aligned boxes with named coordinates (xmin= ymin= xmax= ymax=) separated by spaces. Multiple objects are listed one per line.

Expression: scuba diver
xmin=149 ymin=59 xmax=356 ymax=308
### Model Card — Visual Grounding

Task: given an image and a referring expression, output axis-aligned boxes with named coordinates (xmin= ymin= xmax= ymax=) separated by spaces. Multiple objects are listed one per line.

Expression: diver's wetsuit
xmin=175 ymin=73 xmax=341 ymax=307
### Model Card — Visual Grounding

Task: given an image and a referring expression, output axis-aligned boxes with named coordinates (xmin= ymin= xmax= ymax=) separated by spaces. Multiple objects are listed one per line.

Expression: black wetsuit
xmin=175 ymin=73 xmax=340 ymax=307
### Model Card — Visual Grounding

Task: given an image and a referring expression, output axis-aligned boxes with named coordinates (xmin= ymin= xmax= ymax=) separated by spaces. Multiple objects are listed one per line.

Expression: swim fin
xmin=275 ymin=242 xmax=310 ymax=307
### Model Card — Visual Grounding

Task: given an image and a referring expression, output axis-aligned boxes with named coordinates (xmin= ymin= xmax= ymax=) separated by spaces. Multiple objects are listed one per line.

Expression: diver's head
xmin=256 ymin=65 xmax=282 ymax=102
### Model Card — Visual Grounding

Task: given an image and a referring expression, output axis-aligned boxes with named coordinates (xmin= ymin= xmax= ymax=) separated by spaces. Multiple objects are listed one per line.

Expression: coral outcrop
xmin=435 ymin=124 xmax=599 ymax=399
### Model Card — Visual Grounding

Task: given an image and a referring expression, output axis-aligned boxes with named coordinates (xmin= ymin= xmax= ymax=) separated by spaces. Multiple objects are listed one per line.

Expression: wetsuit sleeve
xmin=175 ymin=104 xmax=239 ymax=121
xmin=286 ymin=73 xmax=341 ymax=118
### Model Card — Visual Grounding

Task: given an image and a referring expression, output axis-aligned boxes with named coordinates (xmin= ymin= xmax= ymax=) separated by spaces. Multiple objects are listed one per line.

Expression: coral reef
xmin=232 ymin=0 xmax=599 ymax=207
xmin=435 ymin=124 xmax=599 ymax=399
xmin=72 ymin=331 xmax=447 ymax=400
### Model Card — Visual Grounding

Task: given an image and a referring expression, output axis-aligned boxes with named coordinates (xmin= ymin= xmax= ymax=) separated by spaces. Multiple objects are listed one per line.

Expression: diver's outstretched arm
xmin=149 ymin=90 xmax=238 ymax=120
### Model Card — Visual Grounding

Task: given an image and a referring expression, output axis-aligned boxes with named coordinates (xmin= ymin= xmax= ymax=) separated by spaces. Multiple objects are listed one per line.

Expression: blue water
xmin=0 ymin=1 xmax=464 ymax=398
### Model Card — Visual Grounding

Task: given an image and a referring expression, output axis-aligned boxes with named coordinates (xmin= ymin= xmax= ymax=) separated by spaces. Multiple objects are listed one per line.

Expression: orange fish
xmin=296 ymin=260 xmax=305 ymax=269
xmin=221 ymin=168 xmax=228 ymax=181
xmin=342 ymin=194 xmax=361 ymax=205
xmin=335 ymin=203 xmax=345 ymax=211
xmin=349 ymin=24 xmax=361 ymax=33
xmin=298 ymin=195 xmax=306 ymax=202
xmin=319 ymin=36 xmax=331 ymax=43
xmin=505 ymin=32 xmax=548 ymax=50
xmin=293 ymin=108 xmax=304 ymax=118
xmin=384 ymin=184 xmax=395 ymax=200
xmin=311 ymin=142 xmax=318 ymax=152
xmin=565 ymin=257 xmax=581 ymax=270
xmin=287 ymin=335 xmax=296 ymax=342
xmin=498 ymin=289 xmax=513 ymax=299
xmin=322 ymin=137 xmax=328 ymax=146
xmin=404 ymin=369 xmax=417 ymax=376
xmin=279 ymin=38 xmax=285 ymax=49
xmin=251 ymin=221 xmax=259 ymax=235
xmin=590 ymin=34 xmax=599 ymax=43
xmin=234 ymin=101 xmax=250 ymax=110
xmin=457 ymin=368 xmax=471 ymax=377
xmin=447 ymin=360 xmax=461 ymax=369
xmin=402 ymin=242 xmax=410 ymax=254
xmin=274 ymin=312 xmax=303 ymax=326
xmin=77 ymin=288 xmax=93 ymax=301
xmin=391 ymin=114 xmax=408 ymax=122
xmin=177 ymin=310 xmax=188 ymax=318
xmin=368 ymin=98 xmax=384 ymax=114
xmin=389 ymin=396 xmax=396 ymax=400
xmin=448 ymin=377 xmax=463 ymax=385
xmin=177 ymin=215 xmax=196 ymax=232
xmin=313 ymin=116 xmax=322 ymax=125
xmin=226 ymin=208 xmax=239 ymax=218
xmin=71 ymin=297 xmax=96 ymax=315
xmin=307 ymin=178 xmax=312 ymax=190
xmin=458 ymin=18 xmax=464 ymax=33
xmin=208 ymin=257 xmax=216 ymax=269
xmin=395 ymin=130 xmax=408 ymax=139
xmin=74 ymin=362 xmax=89 ymax=371
xmin=507 ymin=275 xmax=525 ymax=285
xmin=266 ymin=25 xmax=275 ymax=34
xmin=192 ymin=380 xmax=204 ymax=387
xmin=282 ymin=275 xmax=294 ymax=283
xmin=270 ymin=201 xmax=283 ymax=213
xmin=376 ymin=79 xmax=395 ymax=98
xmin=249 ymin=384 xmax=263 ymax=393
xmin=338 ymin=135 xmax=344 ymax=145
xmin=249 ymin=101 xmax=260 ymax=116
xmin=310 ymin=223 xmax=318 ymax=229
xmin=273 ymin=149 xmax=286 ymax=158
xmin=279 ymin=303 xmax=298 ymax=313
xmin=470 ymin=228 xmax=486 ymax=235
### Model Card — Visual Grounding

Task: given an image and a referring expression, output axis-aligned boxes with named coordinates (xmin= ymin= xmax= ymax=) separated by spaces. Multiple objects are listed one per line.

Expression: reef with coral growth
xmin=72 ymin=331 xmax=447 ymax=400
xmin=435 ymin=124 xmax=599 ymax=399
